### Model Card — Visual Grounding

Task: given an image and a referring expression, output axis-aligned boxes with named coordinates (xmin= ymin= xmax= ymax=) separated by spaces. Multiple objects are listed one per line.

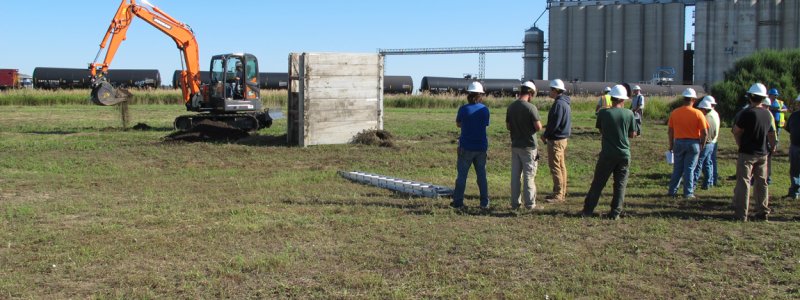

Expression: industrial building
xmin=538 ymin=0 xmax=800 ymax=87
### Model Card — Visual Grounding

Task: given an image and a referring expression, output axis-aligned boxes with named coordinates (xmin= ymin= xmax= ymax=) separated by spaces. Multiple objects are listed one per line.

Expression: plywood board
xmin=287 ymin=52 xmax=384 ymax=146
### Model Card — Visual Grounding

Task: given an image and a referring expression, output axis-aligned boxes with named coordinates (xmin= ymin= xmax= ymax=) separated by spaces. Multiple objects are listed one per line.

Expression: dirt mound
xmin=132 ymin=123 xmax=152 ymax=131
xmin=351 ymin=129 xmax=396 ymax=148
xmin=164 ymin=119 xmax=249 ymax=142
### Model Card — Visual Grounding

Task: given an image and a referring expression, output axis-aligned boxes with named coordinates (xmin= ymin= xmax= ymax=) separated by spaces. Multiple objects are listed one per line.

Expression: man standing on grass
xmin=582 ymin=85 xmax=637 ymax=220
xmin=630 ymin=85 xmax=645 ymax=136
xmin=782 ymin=95 xmax=800 ymax=200
xmin=452 ymin=81 xmax=491 ymax=210
xmin=507 ymin=81 xmax=543 ymax=210
xmin=666 ymin=88 xmax=708 ymax=199
xmin=693 ymin=96 xmax=720 ymax=190
xmin=732 ymin=83 xmax=776 ymax=221
xmin=541 ymin=79 xmax=571 ymax=203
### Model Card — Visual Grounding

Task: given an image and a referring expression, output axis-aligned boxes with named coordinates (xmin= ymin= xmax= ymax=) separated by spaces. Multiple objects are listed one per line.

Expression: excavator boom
xmin=90 ymin=0 xmax=201 ymax=106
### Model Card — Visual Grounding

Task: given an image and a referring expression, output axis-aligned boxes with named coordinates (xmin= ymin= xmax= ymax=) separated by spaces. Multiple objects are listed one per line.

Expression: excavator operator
xmin=226 ymin=60 xmax=244 ymax=99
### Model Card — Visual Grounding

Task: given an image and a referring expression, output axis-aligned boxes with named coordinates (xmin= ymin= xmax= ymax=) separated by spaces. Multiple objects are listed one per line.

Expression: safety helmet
xmin=761 ymin=97 xmax=771 ymax=107
xmin=701 ymin=95 xmax=717 ymax=105
xmin=697 ymin=99 xmax=713 ymax=109
xmin=235 ymin=61 xmax=243 ymax=69
xmin=604 ymin=86 xmax=611 ymax=93
xmin=632 ymin=85 xmax=642 ymax=91
xmin=466 ymin=81 xmax=484 ymax=94
xmin=521 ymin=81 xmax=537 ymax=94
xmin=609 ymin=85 xmax=629 ymax=100
xmin=748 ymin=83 xmax=768 ymax=97
xmin=682 ymin=88 xmax=697 ymax=99
xmin=550 ymin=79 xmax=566 ymax=91
xmin=768 ymin=88 xmax=780 ymax=96
xmin=795 ymin=94 xmax=800 ymax=102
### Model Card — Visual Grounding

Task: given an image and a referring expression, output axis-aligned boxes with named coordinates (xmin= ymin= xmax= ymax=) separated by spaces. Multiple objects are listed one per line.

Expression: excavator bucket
xmin=91 ymin=80 xmax=131 ymax=106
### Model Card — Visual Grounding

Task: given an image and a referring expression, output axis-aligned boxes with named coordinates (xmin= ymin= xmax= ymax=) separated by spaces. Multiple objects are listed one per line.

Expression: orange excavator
xmin=89 ymin=0 xmax=272 ymax=131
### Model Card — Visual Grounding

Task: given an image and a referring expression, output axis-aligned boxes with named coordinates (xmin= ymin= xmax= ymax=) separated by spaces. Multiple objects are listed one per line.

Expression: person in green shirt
xmin=582 ymin=85 xmax=638 ymax=220
xmin=506 ymin=81 xmax=543 ymax=209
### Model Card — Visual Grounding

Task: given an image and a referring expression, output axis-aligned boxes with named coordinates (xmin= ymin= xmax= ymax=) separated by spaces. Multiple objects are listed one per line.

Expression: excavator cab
xmin=208 ymin=53 xmax=261 ymax=112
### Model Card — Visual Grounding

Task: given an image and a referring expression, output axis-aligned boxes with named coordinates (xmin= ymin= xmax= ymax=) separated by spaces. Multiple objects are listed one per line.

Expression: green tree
xmin=710 ymin=49 xmax=800 ymax=123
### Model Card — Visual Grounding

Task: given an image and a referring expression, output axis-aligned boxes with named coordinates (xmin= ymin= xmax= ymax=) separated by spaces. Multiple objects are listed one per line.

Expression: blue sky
xmin=0 ymin=1 xmax=693 ymax=90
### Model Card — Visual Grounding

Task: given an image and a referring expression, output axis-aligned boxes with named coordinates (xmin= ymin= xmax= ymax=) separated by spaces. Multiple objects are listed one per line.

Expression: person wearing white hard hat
xmin=582 ymin=84 xmax=638 ymax=220
xmin=542 ymin=79 xmax=572 ymax=203
xmin=595 ymin=87 xmax=612 ymax=114
xmin=692 ymin=96 xmax=720 ymax=190
xmin=783 ymin=94 xmax=800 ymax=200
xmin=666 ymin=88 xmax=709 ymax=199
xmin=452 ymin=81 xmax=491 ymax=209
xmin=630 ymin=85 xmax=645 ymax=136
xmin=506 ymin=81 xmax=543 ymax=210
xmin=731 ymin=83 xmax=776 ymax=221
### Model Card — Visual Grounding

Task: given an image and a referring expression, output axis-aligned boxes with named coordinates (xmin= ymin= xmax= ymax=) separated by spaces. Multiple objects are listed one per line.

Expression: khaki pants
xmin=733 ymin=153 xmax=770 ymax=220
xmin=511 ymin=147 xmax=538 ymax=208
xmin=547 ymin=139 xmax=568 ymax=200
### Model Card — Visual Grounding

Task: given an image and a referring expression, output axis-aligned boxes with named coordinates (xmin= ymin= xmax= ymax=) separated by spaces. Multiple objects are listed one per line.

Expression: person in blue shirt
xmin=452 ymin=81 xmax=491 ymax=209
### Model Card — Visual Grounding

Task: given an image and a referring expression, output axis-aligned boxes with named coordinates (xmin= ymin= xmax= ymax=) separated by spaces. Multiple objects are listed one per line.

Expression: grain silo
xmin=694 ymin=0 xmax=800 ymax=86
xmin=547 ymin=1 xmax=687 ymax=83
xmin=523 ymin=26 xmax=545 ymax=80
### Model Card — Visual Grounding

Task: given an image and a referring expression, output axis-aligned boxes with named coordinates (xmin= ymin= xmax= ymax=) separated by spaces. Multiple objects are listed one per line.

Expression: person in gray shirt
xmin=506 ymin=81 xmax=543 ymax=209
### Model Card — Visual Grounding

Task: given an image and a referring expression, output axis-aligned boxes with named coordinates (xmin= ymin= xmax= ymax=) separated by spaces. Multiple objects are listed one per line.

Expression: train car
xmin=421 ymin=76 xmax=521 ymax=96
xmin=259 ymin=72 xmax=289 ymax=90
xmin=33 ymin=67 xmax=91 ymax=89
xmin=172 ymin=70 xmax=211 ymax=89
xmin=384 ymin=75 xmax=413 ymax=94
xmin=34 ymin=67 xmax=162 ymax=89
xmin=106 ymin=69 xmax=160 ymax=88
xmin=0 ymin=69 xmax=20 ymax=90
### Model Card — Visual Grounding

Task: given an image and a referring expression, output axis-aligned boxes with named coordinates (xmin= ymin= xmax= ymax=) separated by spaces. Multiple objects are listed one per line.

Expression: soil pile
xmin=164 ymin=119 xmax=249 ymax=142
xmin=351 ymin=129 xmax=396 ymax=148
xmin=132 ymin=123 xmax=152 ymax=131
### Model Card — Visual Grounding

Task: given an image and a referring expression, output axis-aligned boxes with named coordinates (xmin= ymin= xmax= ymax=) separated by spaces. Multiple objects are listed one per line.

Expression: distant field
xmin=0 ymin=99 xmax=798 ymax=298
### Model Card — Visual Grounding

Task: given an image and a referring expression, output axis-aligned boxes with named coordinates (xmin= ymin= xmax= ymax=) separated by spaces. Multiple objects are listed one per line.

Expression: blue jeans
xmin=789 ymin=145 xmax=800 ymax=198
xmin=668 ymin=139 xmax=700 ymax=197
xmin=711 ymin=143 xmax=719 ymax=185
xmin=453 ymin=149 xmax=489 ymax=207
xmin=693 ymin=142 xmax=716 ymax=189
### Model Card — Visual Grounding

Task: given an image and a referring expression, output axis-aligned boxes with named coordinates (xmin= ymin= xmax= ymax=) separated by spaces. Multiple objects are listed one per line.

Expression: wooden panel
xmin=304 ymin=88 xmax=379 ymax=100
xmin=308 ymin=121 xmax=380 ymax=145
xmin=305 ymin=54 xmax=380 ymax=66
xmin=305 ymin=76 xmax=380 ymax=89
xmin=306 ymin=64 xmax=381 ymax=77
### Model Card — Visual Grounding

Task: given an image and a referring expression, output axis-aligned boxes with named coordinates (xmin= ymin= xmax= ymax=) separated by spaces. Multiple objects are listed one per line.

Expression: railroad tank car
xmin=172 ymin=70 xmax=211 ymax=88
xmin=259 ymin=72 xmax=289 ymax=90
xmin=34 ymin=67 xmax=161 ymax=89
xmin=384 ymin=75 xmax=413 ymax=94
xmin=421 ymin=76 xmax=520 ymax=96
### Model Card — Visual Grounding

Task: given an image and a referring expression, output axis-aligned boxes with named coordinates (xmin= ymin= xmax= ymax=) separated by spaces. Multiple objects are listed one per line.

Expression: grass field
xmin=1 ymin=96 xmax=799 ymax=298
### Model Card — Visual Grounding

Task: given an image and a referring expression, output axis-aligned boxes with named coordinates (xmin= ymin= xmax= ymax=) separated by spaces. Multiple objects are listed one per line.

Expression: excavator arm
xmin=90 ymin=0 xmax=201 ymax=108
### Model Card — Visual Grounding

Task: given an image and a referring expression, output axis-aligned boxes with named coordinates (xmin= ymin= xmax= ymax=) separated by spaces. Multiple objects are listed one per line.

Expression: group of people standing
xmin=450 ymin=79 xmax=799 ymax=222
xmin=451 ymin=79 xmax=639 ymax=219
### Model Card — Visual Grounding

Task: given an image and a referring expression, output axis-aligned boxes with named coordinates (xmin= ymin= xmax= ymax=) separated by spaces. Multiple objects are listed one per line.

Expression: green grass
xmin=0 ymin=102 xmax=798 ymax=298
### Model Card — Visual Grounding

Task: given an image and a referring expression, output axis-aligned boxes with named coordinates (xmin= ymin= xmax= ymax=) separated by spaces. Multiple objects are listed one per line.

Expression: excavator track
xmin=174 ymin=111 xmax=273 ymax=132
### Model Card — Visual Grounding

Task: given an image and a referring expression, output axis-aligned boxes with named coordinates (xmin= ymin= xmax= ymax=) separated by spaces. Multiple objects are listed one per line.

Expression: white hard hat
xmin=761 ymin=97 xmax=771 ymax=106
xmin=604 ymin=86 xmax=611 ymax=92
xmin=521 ymin=81 xmax=537 ymax=93
xmin=795 ymin=94 xmax=800 ymax=102
xmin=550 ymin=79 xmax=566 ymax=91
xmin=682 ymin=88 xmax=697 ymax=98
xmin=748 ymin=83 xmax=768 ymax=98
xmin=701 ymin=95 xmax=716 ymax=105
xmin=697 ymin=99 xmax=713 ymax=109
xmin=609 ymin=84 xmax=629 ymax=100
xmin=632 ymin=85 xmax=642 ymax=91
xmin=466 ymin=81 xmax=484 ymax=93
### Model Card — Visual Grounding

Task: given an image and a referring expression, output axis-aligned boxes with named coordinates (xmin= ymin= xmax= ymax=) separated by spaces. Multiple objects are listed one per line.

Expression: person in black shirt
xmin=732 ymin=83 xmax=777 ymax=221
